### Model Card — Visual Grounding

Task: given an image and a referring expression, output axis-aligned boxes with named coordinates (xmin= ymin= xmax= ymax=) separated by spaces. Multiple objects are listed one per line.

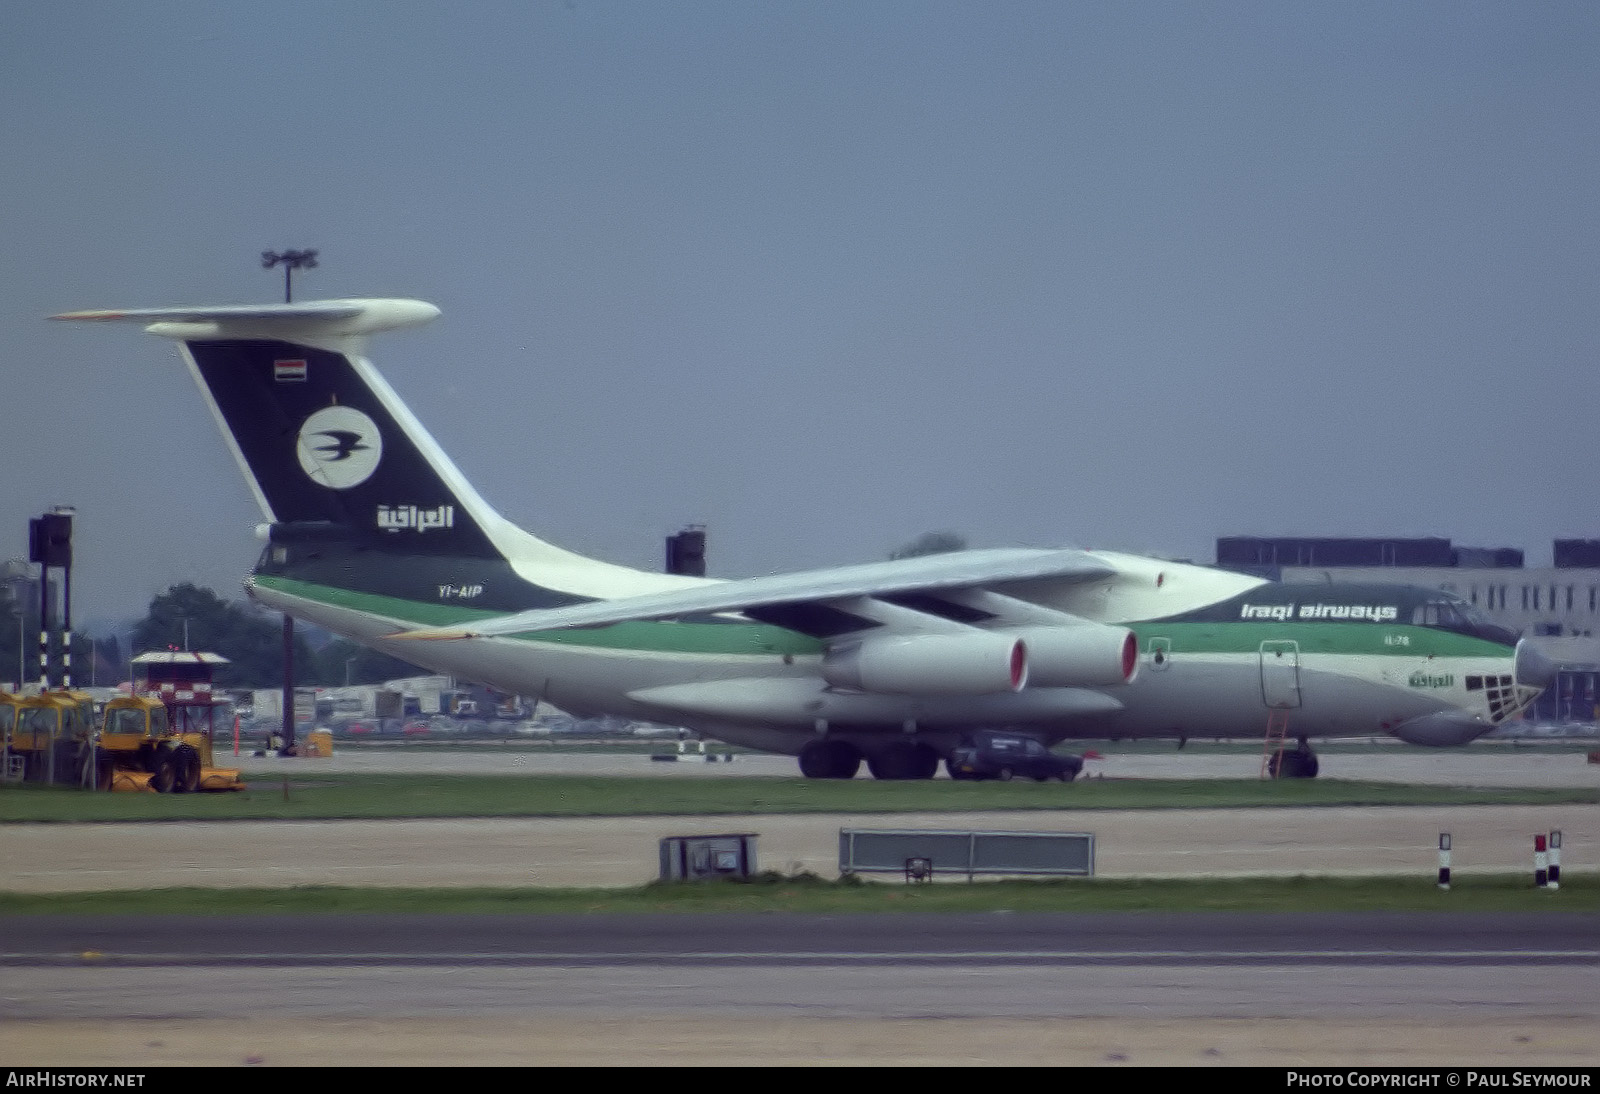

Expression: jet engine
xmin=1008 ymin=624 xmax=1138 ymax=687
xmin=822 ymin=633 xmax=1028 ymax=696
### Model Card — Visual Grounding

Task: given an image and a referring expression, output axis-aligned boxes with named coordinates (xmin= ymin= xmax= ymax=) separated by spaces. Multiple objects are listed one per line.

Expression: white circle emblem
xmin=296 ymin=407 xmax=382 ymax=489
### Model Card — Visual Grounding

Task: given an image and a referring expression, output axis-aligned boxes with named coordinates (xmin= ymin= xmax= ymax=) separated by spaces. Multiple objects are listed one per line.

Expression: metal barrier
xmin=839 ymin=828 xmax=1095 ymax=880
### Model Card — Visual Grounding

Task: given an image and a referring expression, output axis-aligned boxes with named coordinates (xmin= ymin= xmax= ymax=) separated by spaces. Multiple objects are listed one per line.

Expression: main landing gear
xmin=864 ymin=742 xmax=941 ymax=781
xmin=798 ymin=739 xmax=862 ymax=779
xmin=798 ymin=740 xmax=942 ymax=780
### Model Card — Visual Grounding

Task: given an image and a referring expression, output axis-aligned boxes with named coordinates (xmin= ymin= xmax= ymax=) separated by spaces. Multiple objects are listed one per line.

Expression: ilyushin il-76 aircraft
xmin=54 ymin=299 xmax=1555 ymax=779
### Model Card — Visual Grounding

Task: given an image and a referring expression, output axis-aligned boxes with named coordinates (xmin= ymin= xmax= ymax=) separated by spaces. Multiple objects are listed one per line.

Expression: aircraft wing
xmin=397 ymin=547 xmax=1115 ymax=639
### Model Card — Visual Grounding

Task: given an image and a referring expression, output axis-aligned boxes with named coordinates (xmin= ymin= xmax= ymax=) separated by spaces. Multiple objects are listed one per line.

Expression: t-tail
xmin=52 ymin=300 xmax=702 ymax=630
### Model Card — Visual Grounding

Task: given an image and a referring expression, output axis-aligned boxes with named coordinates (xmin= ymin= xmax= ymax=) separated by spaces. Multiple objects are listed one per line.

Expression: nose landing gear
xmin=1262 ymin=711 xmax=1320 ymax=779
xmin=1269 ymin=742 xmax=1320 ymax=779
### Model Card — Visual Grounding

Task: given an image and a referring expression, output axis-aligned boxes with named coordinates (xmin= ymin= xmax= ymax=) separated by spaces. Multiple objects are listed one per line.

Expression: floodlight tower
xmin=259 ymin=248 xmax=320 ymax=752
xmin=261 ymin=249 xmax=318 ymax=303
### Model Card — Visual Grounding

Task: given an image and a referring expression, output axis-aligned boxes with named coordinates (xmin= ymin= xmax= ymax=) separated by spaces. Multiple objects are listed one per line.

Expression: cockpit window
xmin=1415 ymin=593 xmax=1517 ymax=646
xmin=1413 ymin=599 xmax=1467 ymax=629
xmin=1452 ymin=597 xmax=1496 ymax=631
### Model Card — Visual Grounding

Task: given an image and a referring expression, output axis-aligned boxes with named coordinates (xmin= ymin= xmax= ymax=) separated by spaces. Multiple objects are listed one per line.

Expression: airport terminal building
xmin=1216 ymin=536 xmax=1600 ymax=725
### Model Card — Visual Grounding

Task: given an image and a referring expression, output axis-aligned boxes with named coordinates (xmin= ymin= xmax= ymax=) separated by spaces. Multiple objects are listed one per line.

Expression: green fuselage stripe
xmin=1128 ymin=621 xmax=1511 ymax=659
xmin=256 ymin=575 xmax=1510 ymax=662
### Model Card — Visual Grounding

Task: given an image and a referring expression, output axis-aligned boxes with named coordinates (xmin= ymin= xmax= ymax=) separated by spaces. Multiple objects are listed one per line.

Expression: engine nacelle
xmin=822 ymin=633 xmax=1029 ymax=696
xmin=1009 ymin=624 xmax=1138 ymax=687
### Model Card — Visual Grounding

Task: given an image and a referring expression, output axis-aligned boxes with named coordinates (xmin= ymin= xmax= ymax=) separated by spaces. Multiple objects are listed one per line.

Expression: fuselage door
xmin=1259 ymin=640 xmax=1301 ymax=708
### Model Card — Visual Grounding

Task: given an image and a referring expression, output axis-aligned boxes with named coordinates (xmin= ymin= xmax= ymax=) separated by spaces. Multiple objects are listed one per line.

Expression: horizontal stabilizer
xmin=51 ymin=299 xmax=439 ymax=340
xmin=395 ymin=547 xmax=1115 ymax=639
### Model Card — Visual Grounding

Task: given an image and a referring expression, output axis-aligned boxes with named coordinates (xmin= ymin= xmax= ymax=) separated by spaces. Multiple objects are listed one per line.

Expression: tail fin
xmin=58 ymin=300 xmax=511 ymax=558
xmin=54 ymin=300 xmax=697 ymax=607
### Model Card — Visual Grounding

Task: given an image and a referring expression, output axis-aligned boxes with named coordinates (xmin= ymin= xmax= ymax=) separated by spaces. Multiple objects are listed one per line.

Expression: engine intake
xmin=822 ymin=633 xmax=1028 ymax=696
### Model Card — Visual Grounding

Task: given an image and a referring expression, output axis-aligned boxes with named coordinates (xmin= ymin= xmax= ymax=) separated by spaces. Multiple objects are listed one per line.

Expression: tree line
xmin=0 ymin=582 xmax=423 ymax=690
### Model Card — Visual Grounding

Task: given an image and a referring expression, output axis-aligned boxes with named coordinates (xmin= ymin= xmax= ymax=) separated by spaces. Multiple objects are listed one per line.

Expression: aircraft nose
xmin=1514 ymin=639 xmax=1558 ymax=690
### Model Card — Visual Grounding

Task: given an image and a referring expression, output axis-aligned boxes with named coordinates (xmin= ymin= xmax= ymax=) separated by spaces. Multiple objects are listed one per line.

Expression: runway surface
xmin=2 ymin=913 xmax=1596 ymax=1066
xmin=5 ymin=911 xmax=1598 ymax=969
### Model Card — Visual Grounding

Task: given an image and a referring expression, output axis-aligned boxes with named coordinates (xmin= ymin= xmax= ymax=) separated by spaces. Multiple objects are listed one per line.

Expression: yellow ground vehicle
xmin=1 ymin=690 xmax=97 ymax=785
xmin=96 ymin=693 xmax=244 ymax=792
xmin=0 ymin=691 xmax=21 ymax=776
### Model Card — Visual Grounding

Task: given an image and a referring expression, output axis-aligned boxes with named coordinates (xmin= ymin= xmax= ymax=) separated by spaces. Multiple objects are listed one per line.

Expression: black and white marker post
xmin=34 ymin=557 xmax=47 ymax=691
xmin=27 ymin=508 xmax=73 ymax=690
xmin=1547 ymin=830 xmax=1561 ymax=891
xmin=1437 ymin=832 xmax=1451 ymax=891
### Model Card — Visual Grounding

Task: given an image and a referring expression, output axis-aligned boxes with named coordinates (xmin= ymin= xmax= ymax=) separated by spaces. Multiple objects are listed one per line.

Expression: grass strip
xmin=2 ymin=775 xmax=1595 ymax=823
xmin=1 ymin=873 xmax=1593 ymax=916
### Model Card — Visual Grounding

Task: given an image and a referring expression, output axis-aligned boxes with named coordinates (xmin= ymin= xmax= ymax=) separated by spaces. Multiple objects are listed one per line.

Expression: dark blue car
xmin=946 ymin=730 xmax=1083 ymax=782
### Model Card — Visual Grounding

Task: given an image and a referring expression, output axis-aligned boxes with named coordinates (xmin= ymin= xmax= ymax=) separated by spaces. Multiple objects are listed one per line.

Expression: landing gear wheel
xmin=866 ymin=743 xmax=941 ymax=780
xmin=997 ymin=767 xmax=1014 ymax=782
xmin=171 ymin=744 xmax=202 ymax=793
xmin=798 ymin=740 xmax=862 ymax=779
xmin=1270 ymin=747 xmax=1320 ymax=779
xmin=151 ymin=749 xmax=178 ymax=793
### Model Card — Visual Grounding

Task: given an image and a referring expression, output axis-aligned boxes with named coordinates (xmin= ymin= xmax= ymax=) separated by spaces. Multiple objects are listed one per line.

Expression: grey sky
xmin=3 ymin=1 xmax=1597 ymax=624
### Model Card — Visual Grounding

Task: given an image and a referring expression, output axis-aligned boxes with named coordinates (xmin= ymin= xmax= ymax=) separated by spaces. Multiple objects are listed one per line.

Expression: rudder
xmin=185 ymin=336 xmax=501 ymax=559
